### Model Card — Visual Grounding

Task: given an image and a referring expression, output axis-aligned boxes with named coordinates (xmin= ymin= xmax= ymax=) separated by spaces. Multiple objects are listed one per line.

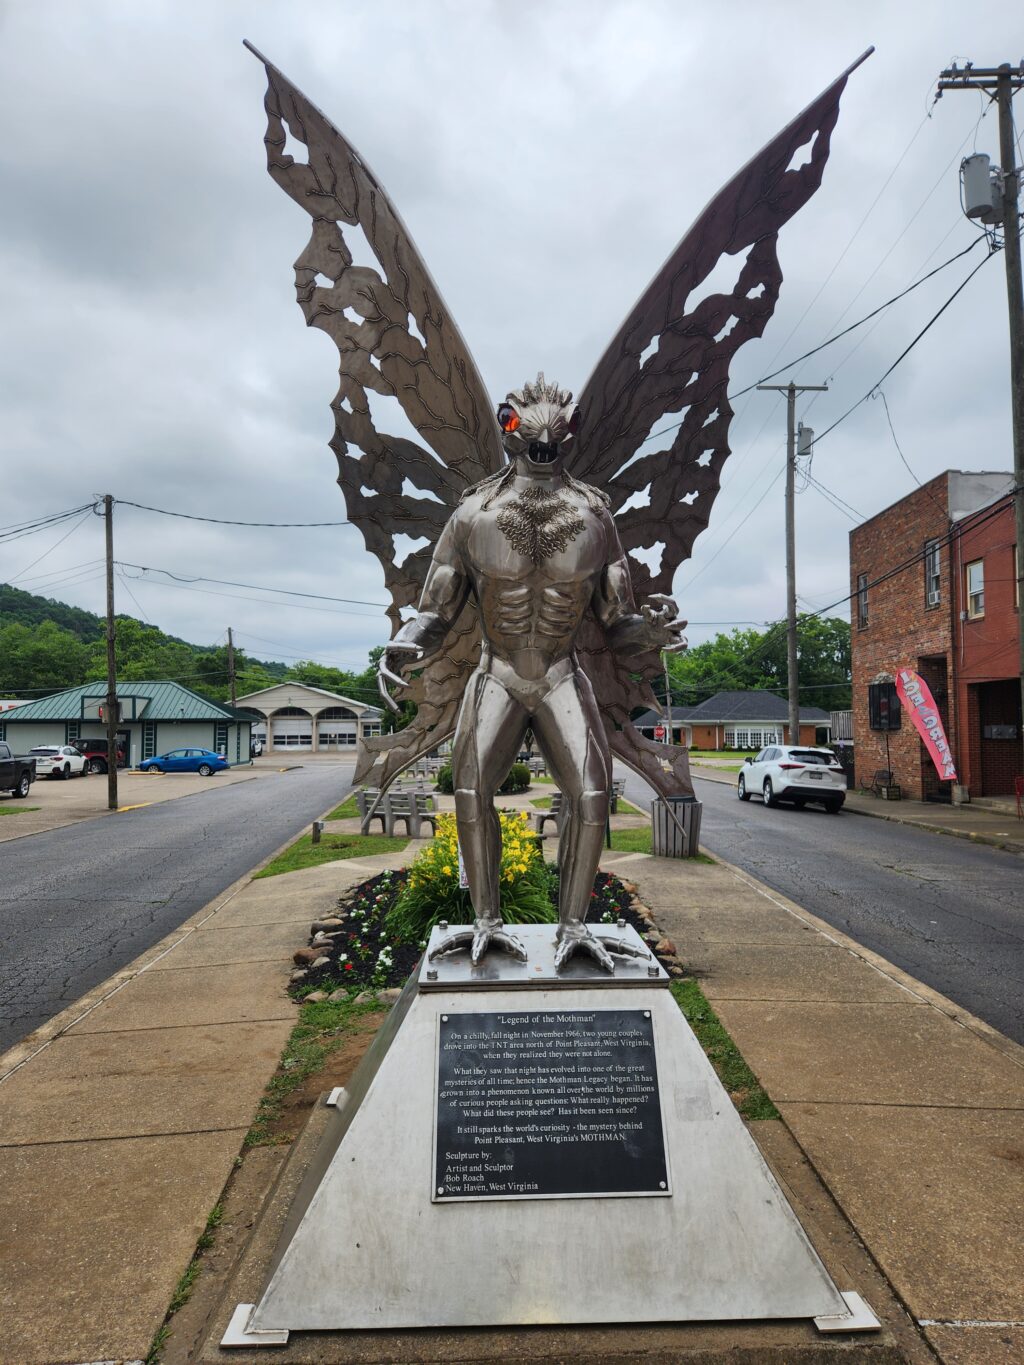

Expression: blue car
xmin=138 ymin=748 xmax=230 ymax=776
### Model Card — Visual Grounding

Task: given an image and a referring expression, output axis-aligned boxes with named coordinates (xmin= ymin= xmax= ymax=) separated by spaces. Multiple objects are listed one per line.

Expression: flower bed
xmin=289 ymin=864 xmax=656 ymax=999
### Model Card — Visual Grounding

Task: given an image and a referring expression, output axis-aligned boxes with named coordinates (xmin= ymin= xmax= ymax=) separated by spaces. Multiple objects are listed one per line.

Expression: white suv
xmin=737 ymin=744 xmax=845 ymax=813
xmin=29 ymin=745 xmax=89 ymax=780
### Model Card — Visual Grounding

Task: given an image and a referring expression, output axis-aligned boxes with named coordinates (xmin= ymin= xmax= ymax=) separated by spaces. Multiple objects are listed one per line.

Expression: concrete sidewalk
xmin=1 ymin=813 xmax=1022 ymax=1361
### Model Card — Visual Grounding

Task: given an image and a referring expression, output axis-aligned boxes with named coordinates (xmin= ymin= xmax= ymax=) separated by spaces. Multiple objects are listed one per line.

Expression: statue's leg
xmin=532 ymin=667 xmax=609 ymax=922
xmin=532 ymin=670 xmax=648 ymax=974
xmin=430 ymin=670 xmax=529 ymax=965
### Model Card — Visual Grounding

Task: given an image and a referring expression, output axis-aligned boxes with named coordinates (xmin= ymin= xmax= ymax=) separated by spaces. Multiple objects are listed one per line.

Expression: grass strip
xmin=254 ymin=831 xmax=407 ymax=879
xmin=0 ymin=805 xmax=39 ymax=815
xmin=145 ymin=1201 xmax=225 ymax=1362
xmin=245 ymin=993 xmax=385 ymax=1146
xmin=670 ymin=979 xmax=779 ymax=1121
xmin=607 ymin=826 xmax=714 ymax=861
xmin=326 ymin=794 xmax=361 ymax=820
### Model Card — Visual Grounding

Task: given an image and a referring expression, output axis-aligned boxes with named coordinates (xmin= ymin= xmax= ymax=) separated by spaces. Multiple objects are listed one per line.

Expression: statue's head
xmin=498 ymin=373 xmax=578 ymax=469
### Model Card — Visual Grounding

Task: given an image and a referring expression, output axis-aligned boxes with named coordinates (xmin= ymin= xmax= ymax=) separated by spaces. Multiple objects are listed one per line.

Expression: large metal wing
xmin=571 ymin=51 xmax=872 ymax=800
xmin=245 ymin=43 xmax=504 ymax=788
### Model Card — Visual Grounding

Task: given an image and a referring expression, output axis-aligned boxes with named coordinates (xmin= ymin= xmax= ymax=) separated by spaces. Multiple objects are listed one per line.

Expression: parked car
xmin=0 ymin=741 xmax=36 ymax=798
xmin=250 ymin=737 xmax=264 ymax=757
xmin=138 ymin=748 xmax=230 ymax=776
xmin=29 ymin=745 xmax=88 ymax=780
xmin=71 ymin=737 xmax=128 ymax=774
xmin=737 ymin=744 xmax=845 ymax=813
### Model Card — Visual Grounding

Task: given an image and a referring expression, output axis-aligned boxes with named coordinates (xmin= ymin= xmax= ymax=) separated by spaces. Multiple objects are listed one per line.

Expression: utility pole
xmin=938 ymin=60 xmax=1024 ymax=777
xmin=757 ymin=381 xmax=828 ymax=744
xmin=662 ymin=654 xmax=672 ymax=745
xmin=227 ymin=626 xmax=237 ymax=706
xmin=103 ymin=494 xmax=119 ymax=811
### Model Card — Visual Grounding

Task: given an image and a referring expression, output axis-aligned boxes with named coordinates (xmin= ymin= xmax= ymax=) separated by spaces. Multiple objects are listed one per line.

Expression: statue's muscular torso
xmin=450 ymin=478 xmax=613 ymax=681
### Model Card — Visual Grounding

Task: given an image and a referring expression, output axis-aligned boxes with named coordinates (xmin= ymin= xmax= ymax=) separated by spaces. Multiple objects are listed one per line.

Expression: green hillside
xmin=0 ymin=583 xmax=381 ymax=707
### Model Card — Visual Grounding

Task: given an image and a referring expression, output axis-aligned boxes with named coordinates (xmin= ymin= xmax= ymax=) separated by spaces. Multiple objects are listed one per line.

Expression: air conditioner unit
xmin=927 ymin=588 xmax=940 ymax=607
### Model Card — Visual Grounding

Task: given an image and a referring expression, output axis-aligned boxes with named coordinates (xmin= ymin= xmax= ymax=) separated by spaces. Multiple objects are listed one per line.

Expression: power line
xmin=116 ymin=562 xmax=388 ymax=610
xmin=114 ymin=499 xmax=352 ymax=528
xmin=808 ymin=245 xmax=997 ymax=450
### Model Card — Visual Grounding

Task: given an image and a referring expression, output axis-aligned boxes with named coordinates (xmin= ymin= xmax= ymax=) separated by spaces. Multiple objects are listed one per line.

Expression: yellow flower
xmin=442 ymin=865 xmax=452 ymax=876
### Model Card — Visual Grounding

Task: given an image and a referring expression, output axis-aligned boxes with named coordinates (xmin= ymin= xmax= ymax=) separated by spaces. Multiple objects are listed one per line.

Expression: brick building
xmin=849 ymin=470 xmax=1020 ymax=800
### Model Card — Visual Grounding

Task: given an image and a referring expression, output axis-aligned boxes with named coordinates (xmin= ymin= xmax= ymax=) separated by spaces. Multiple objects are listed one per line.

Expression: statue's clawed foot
xmin=429 ymin=916 xmax=528 ymax=966
xmin=553 ymin=921 xmax=651 ymax=974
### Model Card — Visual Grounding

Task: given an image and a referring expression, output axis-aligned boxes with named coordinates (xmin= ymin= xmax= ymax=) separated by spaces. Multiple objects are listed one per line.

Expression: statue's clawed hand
xmin=377 ymin=641 xmax=423 ymax=713
xmin=638 ymin=594 xmax=688 ymax=654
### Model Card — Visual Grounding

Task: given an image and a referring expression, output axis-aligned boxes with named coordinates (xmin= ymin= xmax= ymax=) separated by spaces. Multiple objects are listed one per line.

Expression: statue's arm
xmin=378 ymin=515 xmax=472 ymax=709
xmin=592 ymin=514 xmax=687 ymax=656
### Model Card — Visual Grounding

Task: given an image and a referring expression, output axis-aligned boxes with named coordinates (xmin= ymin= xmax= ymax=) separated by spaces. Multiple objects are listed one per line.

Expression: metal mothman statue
xmin=245 ymin=40 xmax=870 ymax=969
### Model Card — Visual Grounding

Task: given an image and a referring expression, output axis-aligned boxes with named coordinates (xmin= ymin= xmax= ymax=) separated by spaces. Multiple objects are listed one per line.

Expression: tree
xmin=666 ymin=616 xmax=850 ymax=709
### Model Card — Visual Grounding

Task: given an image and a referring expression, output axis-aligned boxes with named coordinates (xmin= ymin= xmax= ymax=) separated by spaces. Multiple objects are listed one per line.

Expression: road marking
xmin=117 ymin=802 xmax=154 ymax=812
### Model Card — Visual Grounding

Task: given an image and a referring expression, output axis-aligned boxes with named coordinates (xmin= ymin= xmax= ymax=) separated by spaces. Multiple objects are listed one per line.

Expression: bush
xmin=385 ymin=811 xmax=556 ymax=941
xmin=499 ymin=762 xmax=531 ymax=794
xmin=435 ymin=761 xmax=531 ymax=795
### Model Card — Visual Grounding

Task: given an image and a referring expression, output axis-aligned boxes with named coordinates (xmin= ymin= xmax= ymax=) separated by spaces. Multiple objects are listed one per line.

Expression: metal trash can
xmin=651 ymin=796 xmax=703 ymax=858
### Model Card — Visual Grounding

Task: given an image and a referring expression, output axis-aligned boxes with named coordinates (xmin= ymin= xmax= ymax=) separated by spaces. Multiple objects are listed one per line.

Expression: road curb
xmin=692 ymin=765 xmax=1024 ymax=857
xmin=0 ymin=775 xmax=356 ymax=1082
xmin=700 ymin=846 xmax=1024 ymax=1071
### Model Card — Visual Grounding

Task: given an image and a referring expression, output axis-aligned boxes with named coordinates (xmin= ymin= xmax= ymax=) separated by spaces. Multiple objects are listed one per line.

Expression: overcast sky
xmin=1 ymin=0 xmax=1020 ymax=683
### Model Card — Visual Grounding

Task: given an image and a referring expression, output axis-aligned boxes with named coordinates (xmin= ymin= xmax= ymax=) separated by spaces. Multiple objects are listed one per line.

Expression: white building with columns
xmin=235 ymin=683 xmax=384 ymax=755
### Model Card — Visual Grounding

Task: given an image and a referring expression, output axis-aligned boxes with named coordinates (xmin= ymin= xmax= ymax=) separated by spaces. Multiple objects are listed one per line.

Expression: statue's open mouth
xmin=528 ymin=441 xmax=559 ymax=464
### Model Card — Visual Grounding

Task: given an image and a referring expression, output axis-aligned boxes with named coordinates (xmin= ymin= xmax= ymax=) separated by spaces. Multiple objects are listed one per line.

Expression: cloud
xmin=0 ymin=0 xmax=1019 ymax=675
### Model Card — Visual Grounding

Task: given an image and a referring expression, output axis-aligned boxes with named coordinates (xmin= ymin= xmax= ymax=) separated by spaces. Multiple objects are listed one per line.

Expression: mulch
xmin=290 ymin=867 xmax=657 ymax=997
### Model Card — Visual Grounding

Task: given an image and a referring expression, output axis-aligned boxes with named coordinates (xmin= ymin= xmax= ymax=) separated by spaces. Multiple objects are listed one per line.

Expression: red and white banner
xmin=895 ymin=668 xmax=957 ymax=782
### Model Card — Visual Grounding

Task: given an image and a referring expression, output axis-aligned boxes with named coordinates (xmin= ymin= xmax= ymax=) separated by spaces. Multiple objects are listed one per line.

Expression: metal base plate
xmin=815 ymin=1290 xmax=882 ymax=1333
xmin=245 ymin=984 xmax=854 ymax=1332
xmin=221 ymin=1302 xmax=289 ymax=1347
xmin=420 ymin=921 xmax=665 ymax=989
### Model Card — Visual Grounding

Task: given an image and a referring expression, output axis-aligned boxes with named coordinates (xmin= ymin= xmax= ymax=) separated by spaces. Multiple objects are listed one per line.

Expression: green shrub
xmin=435 ymin=761 xmax=530 ymax=796
xmin=499 ymin=762 xmax=531 ymax=794
xmin=385 ymin=811 xmax=556 ymax=941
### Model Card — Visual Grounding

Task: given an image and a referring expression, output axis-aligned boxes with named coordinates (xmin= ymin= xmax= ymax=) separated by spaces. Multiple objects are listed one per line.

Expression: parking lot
xmin=0 ymin=760 xmax=283 ymax=844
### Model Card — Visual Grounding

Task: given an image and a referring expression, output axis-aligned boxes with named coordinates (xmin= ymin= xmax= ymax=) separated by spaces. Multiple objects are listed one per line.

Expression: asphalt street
xmin=0 ymin=763 xmax=355 ymax=1054
xmin=620 ymin=769 xmax=1024 ymax=1046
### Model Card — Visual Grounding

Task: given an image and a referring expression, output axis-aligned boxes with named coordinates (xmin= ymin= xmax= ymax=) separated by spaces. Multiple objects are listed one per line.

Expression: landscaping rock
xmin=311 ymin=918 xmax=345 ymax=933
xmin=642 ymin=931 xmax=660 ymax=946
xmin=354 ymin=990 xmax=375 ymax=1005
xmin=304 ymin=990 xmax=328 ymax=1004
xmin=289 ymin=969 xmax=308 ymax=984
xmin=669 ymin=965 xmax=685 ymax=978
xmin=293 ymin=947 xmax=323 ymax=966
xmin=327 ymin=989 xmax=349 ymax=1003
xmin=379 ymin=987 xmax=403 ymax=1005
xmin=311 ymin=955 xmax=331 ymax=970
xmin=655 ymin=938 xmax=678 ymax=957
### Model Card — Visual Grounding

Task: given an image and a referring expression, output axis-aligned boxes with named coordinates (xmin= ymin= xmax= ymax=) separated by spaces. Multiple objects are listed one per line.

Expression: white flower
xmin=337 ymin=953 xmax=348 ymax=962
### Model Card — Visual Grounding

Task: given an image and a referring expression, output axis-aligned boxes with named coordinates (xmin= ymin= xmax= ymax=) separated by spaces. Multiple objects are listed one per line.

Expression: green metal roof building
xmin=0 ymin=681 xmax=254 ymax=767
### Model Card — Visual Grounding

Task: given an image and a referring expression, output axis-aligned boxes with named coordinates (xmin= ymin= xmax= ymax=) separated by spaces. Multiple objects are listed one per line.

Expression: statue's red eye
xmin=498 ymin=405 xmax=520 ymax=433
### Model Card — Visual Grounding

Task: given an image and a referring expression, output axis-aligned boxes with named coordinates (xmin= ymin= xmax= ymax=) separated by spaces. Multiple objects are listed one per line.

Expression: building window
xmin=924 ymin=539 xmax=941 ymax=607
xmin=965 ymin=559 xmax=985 ymax=619
xmin=857 ymin=572 xmax=869 ymax=628
xmin=868 ymin=681 xmax=901 ymax=731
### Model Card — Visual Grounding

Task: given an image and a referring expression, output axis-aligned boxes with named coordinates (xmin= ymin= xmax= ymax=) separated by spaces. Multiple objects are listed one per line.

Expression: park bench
xmin=356 ymin=787 xmax=385 ymax=833
xmin=384 ymin=790 xmax=438 ymax=838
xmin=609 ymin=778 xmax=627 ymax=814
xmin=531 ymin=790 xmax=564 ymax=835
